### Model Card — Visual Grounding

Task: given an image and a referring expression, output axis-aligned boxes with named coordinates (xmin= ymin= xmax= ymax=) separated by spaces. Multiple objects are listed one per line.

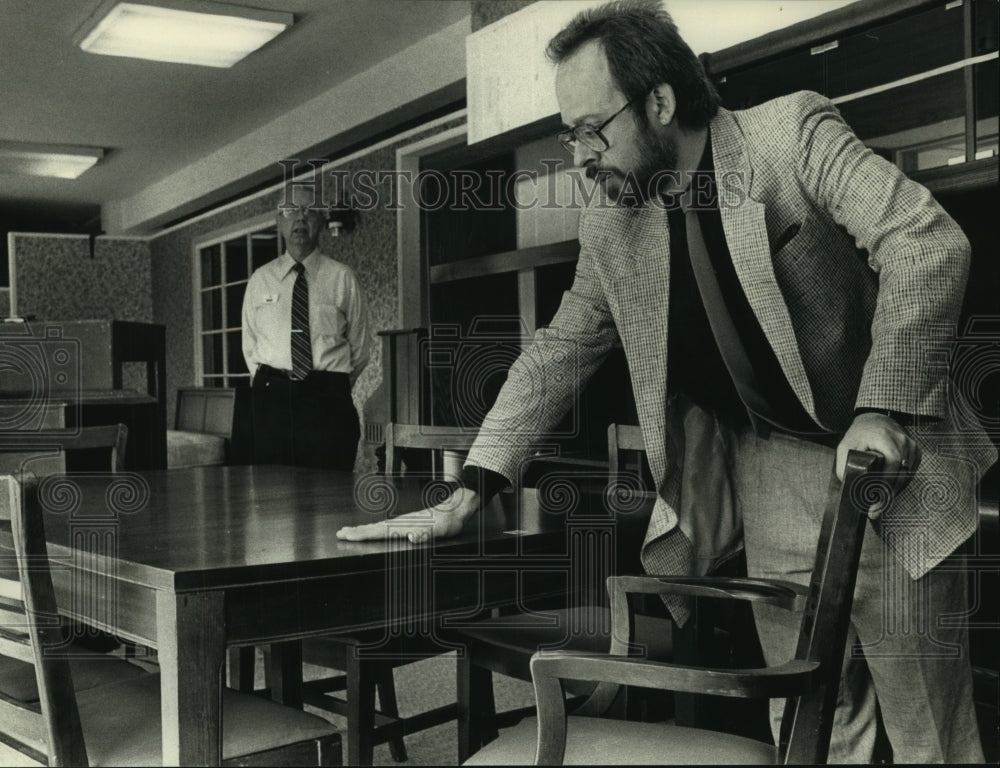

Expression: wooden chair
xmin=383 ymin=421 xmax=478 ymax=478
xmin=275 ymin=423 xmax=476 ymax=765
xmin=463 ymin=450 xmax=882 ymax=765
xmin=454 ymin=423 xmax=674 ymax=762
xmin=0 ymin=424 xmax=128 ymax=474
xmin=168 ymin=387 xmax=253 ymax=467
xmin=0 ymin=473 xmax=343 ymax=766
xmin=606 ymin=423 xmax=768 ymax=734
xmin=0 ymin=449 xmax=65 ymax=479
xmin=1 ymin=425 xmax=149 ymax=705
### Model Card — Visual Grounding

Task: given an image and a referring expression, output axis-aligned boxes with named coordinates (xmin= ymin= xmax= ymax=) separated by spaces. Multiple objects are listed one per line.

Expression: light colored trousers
xmin=731 ymin=428 xmax=983 ymax=764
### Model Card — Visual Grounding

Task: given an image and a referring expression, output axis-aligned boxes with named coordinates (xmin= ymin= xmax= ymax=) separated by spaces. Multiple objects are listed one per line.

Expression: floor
xmin=295 ymin=650 xmax=536 ymax=766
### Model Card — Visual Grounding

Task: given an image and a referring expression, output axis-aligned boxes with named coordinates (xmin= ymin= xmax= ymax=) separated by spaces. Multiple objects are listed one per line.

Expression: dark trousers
xmin=251 ymin=365 xmax=360 ymax=471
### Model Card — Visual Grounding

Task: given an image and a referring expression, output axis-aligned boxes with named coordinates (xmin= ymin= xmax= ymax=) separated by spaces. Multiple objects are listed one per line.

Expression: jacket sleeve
xmin=790 ymin=91 xmax=970 ymax=418
xmin=466 ymin=215 xmax=621 ymax=483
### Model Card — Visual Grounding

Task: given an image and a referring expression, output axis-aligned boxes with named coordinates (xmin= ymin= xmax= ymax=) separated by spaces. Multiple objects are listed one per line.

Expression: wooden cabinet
xmin=0 ymin=320 xmax=167 ymax=469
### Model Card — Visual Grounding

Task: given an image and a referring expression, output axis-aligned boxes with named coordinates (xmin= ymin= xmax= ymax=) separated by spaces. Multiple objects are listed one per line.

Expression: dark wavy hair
xmin=546 ymin=0 xmax=720 ymax=130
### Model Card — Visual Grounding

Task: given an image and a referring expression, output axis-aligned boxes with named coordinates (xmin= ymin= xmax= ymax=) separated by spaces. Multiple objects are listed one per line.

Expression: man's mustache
xmin=586 ymin=163 xmax=614 ymax=181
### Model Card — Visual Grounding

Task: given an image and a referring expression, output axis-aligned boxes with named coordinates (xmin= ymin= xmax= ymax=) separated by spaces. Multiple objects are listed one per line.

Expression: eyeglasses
xmin=558 ymin=98 xmax=635 ymax=154
xmin=277 ymin=205 xmax=325 ymax=218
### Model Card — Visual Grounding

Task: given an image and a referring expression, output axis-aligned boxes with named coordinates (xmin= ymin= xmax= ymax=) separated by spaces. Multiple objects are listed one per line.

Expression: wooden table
xmin=41 ymin=465 xmax=638 ymax=765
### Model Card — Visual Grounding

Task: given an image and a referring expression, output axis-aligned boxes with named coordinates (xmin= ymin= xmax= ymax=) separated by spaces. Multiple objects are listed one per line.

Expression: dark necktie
xmin=290 ymin=262 xmax=312 ymax=380
xmin=682 ymin=198 xmax=774 ymax=431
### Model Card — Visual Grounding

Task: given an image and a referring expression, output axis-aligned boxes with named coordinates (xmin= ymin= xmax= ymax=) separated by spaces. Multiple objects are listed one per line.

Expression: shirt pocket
xmin=252 ymin=300 xmax=284 ymax=358
xmin=314 ymin=302 xmax=346 ymax=342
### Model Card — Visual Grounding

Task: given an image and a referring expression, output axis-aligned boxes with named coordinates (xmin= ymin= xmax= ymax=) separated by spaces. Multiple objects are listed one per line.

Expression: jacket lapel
xmin=711 ymin=109 xmax=823 ymax=424
xmin=604 ymin=204 xmax=672 ymax=485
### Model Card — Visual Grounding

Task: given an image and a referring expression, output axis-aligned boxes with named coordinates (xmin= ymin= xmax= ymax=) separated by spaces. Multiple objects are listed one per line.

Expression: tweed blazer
xmin=467 ymin=91 xmax=996 ymax=582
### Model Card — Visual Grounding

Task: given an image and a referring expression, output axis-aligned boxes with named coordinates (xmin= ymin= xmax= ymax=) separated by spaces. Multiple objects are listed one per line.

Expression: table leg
xmin=157 ymin=591 xmax=226 ymax=766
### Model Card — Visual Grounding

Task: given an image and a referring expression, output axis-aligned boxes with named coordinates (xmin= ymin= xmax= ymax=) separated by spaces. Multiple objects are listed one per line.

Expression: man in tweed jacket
xmin=340 ymin=0 xmax=996 ymax=761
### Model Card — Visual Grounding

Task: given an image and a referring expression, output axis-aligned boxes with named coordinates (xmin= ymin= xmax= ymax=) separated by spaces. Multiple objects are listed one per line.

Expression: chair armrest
xmin=530 ymin=650 xmax=820 ymax=765
xmin=611 ymin=574 xmax=809 ymax=611
xmin=601 ymin=575 xmax=807 ymax=668
xmin=532 ymin=650 xmax=820 ymax=699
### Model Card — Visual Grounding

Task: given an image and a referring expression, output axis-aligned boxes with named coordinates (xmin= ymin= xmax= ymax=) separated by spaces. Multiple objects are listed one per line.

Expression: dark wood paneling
xmin=707 ymin=0 xmax=943 ymax=73
xmin=430 ymin=240 xmax=578 ymax=283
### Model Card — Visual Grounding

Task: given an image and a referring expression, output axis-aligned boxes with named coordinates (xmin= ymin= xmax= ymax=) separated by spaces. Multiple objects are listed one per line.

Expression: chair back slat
xmin=1 ymin=475 xmax=89 ymax=765
xmin=0 ymin=424 xmax=128 ymax=473
xmin=0 ymin=695 xmax=47 ymax=760
xmin=0 ymin=603 xmax=29 ymax=633
xmin=0 ymin=450 xmax=66 ymax=478
xmin=60 ymin=425 xmax=127 ymax=472
xmin=0 ymin=628 xmax=35 ymax=663
xmin=781 ymin=450 xmax=881 ymax=764
xmin=0 ymin=576 xmax=23 ymax=603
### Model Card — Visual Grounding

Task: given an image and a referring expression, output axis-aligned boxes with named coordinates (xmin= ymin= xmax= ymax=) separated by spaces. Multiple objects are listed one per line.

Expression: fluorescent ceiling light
xmin=75 ymin=1 xmax=293 ymax=68
xmin=0 ymin=142 xmax=104 ymax=179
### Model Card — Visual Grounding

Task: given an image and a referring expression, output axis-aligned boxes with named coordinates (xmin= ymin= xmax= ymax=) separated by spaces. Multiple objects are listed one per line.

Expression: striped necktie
xmin=290 ymin=262 xmax=312 ymax=380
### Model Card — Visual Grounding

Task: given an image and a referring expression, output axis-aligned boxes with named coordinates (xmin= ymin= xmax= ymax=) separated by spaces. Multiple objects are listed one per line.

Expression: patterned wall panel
xmin=9 ymin=234 xmax=153 ymax=393
xmin=11 ymin=234 xmax=152 ymax=322
xmin=149 ymin=117 xmax=465 ymax=472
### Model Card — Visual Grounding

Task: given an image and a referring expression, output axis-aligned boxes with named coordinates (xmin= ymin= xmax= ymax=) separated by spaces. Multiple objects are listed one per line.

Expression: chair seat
xmin=0 ymin=645 xmax=148 ymax=703
xmin=463 ymin=716 xmax=777 ymax=765
xmin=76 ymin=673 xmax=338 ymax=766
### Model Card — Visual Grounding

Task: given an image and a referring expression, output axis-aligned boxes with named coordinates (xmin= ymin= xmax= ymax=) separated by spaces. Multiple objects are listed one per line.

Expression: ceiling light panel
xmin=76 ymin=1 xmax=293 ymax=68
xmin=0 ymin=143 xmax=105 ymax=179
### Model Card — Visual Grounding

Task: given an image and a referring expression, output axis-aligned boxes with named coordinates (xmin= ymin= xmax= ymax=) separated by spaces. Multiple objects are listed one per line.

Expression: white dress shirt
xmin=241 ymin=250 xmax=371 ymax=380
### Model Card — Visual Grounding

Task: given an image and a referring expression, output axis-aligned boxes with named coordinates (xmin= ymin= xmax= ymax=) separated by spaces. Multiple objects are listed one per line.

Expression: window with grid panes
xmin=197 ymin=223 xmax=279 ymax=387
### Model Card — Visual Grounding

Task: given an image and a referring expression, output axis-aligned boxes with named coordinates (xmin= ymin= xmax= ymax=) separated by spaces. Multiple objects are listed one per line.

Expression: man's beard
xmin=587 ymin=121 xmax=678 ymax=206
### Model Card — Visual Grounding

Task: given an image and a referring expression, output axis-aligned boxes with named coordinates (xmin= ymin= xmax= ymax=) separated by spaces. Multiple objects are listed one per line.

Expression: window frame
xmin=191 ymin=211 xmax=279 ymax=387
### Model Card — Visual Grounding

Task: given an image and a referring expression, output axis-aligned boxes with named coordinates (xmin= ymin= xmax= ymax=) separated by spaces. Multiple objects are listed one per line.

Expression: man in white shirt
xmin=241 ymin=183 xmax=371 ymax=470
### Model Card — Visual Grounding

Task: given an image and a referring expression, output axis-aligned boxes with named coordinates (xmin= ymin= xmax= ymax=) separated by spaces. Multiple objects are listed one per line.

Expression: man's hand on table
xmin=336 ymin=487 xmax=480 ymax=543
xmin=836 ymin=411 xmax=922 ymax=519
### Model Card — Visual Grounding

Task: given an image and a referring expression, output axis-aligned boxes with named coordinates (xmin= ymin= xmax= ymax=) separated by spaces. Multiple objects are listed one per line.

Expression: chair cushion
xmin=166 ymin=430 xmax=226 ymax=468
xmin=0 ymin=646 xmax=147 ymax=703
xmin=463 ymin=716 xmax=776 ymax=765
xmin=76 ymin=673 xmax=337 ymax=766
